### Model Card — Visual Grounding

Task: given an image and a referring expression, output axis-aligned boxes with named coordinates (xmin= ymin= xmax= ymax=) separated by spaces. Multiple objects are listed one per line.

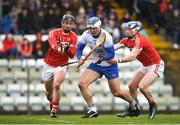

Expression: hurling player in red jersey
xmin=108 ymin=21 xmax=165 ymax=119
xmin=43 ymin=14 xmax=78 ymax=118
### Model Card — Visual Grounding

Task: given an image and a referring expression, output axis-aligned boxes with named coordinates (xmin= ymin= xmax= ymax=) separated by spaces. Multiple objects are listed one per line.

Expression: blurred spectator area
xmin=1 ymin=0 xmax=180 ymax=48
xmin=0 ymin=33 xmax=49 ymax=59
xmin=0 ymin=0 xmax=115 ymax=34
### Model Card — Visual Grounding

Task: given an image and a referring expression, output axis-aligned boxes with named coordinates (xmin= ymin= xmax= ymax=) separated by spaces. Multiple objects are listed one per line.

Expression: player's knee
xmin=138 ymin=84 xmax=147 ymax=92
xmin=129 ymin=83 xmax=136 ymax=91
xmin=78 ymin=81 xmax=87 ymax=90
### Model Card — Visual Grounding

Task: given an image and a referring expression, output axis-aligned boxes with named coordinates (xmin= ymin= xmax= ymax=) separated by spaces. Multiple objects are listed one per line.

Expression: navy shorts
xmin=87 ymin=63 xmax=119 ymax=79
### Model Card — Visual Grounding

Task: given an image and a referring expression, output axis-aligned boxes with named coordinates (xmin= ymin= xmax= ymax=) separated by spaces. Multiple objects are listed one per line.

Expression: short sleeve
xmin=104 ymin=31 xmax=114 ymax=48
xmin=78 ymin=31 xmax=88 ymax=44
xmin=120 ymin=38 xmax=128 ymax=46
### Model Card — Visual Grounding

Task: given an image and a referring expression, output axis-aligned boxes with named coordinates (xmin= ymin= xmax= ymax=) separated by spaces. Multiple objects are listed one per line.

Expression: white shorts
xmin=42 ymin=64 xmax=68 ymax=81
xmin=138 ymin=60 xmax=165 ymax=77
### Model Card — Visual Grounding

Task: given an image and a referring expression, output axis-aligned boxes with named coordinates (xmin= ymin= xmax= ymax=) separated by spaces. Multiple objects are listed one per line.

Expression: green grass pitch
xmin=0 ymin=114 xmax=179 ymax=124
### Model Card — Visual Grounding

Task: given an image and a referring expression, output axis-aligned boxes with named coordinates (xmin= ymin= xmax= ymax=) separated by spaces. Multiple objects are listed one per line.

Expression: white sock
xmin=89 ymin=104 xmax=97 ymax=112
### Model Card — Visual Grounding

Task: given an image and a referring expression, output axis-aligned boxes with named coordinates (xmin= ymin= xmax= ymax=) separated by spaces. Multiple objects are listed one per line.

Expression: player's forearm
xmin=76 ymin=42 xmax=86 ymax=60
xmin=66 ymin=45 xmax=76 ymax=58
xmin=120 ymin=54 xmax=136 ymax=63
xmin=103 ymin=46 xmax=115 ymax=60
xmin=48 ymin=37 xmax=59 ymax=51
xmin=114 ymin=43 xmax=124 ymax=50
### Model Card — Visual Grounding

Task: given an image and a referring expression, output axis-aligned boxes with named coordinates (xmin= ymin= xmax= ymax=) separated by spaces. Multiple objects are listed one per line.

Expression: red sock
xmin=149 ymin=100 xmax=156 ymax=107
xmin=51 ymin=99 xmax=59 ymax=112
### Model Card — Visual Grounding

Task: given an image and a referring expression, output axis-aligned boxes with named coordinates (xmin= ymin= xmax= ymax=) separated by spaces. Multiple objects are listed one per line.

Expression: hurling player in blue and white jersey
xmin=76 ymin=17 xmax=140 ymax=118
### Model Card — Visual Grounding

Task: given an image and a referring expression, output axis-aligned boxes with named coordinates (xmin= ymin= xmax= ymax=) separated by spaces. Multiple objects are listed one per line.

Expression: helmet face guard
xmin=87 ymin=17 xmax=101 ymax=28
xmin=62 ymin=14 xmax=75 ymax=23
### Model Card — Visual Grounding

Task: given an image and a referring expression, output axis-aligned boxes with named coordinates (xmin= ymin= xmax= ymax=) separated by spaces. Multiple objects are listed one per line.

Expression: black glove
xmin=57 ymin=42 xmax=70 ymax=52
xmin=57 ymin=41 xmax=63 ymax=51
xmin=64 ymin=43 xmax=70 ymax=52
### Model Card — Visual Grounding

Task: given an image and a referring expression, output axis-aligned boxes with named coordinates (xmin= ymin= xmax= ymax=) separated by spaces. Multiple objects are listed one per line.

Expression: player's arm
xmin=118 ymin=48 xmax=141 ymax=63
xmin=108 ymin=36 xmax=142 ymax=64
xmin=114 ymin=37 xmax=128 ymax=50
xmin=48 ymin=30 xmax=60 ymax=52
xmin=76 ymin=42 xmax=86 ymax=60
xmin=119 ymin=35 xmax=142 ymax=63
xmin=95 ymin=32 xmax=115 ymax=64
xmin=103 ymin=46 xmax=115 ymax=60
xmin=108 ymin=47 xmax=141 ymax=64
xmin=95 ymin=46 xmax=115 ymax=64
xmin=114 ymin=42 xmax=125 ymax=50
xmin=76 ymin=42 xmax=86 ymax=70
xmin=66 ymin=35 xmax=78 ymax=58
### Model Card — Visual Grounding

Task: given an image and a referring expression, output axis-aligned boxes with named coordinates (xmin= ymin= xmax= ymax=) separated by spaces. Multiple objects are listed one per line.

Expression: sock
xmin=89 ymin=104 xmax=97 ymax=112
xmin=51 ymin=99 xmax=59 ymax=112
xmin=130 ymin=99 xmax=137 ymax=110
xmin=149 ymin=100 xmax=156 ymax=107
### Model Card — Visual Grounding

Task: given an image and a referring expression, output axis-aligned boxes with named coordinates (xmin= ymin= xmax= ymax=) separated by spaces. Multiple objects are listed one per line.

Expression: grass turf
xmin=0 ymin=114 xmax=179 ymax=124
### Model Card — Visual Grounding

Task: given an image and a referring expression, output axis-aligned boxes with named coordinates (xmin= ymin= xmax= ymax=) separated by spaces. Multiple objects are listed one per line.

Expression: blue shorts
xmin=87 ymin=63 xmax=119 ymax=80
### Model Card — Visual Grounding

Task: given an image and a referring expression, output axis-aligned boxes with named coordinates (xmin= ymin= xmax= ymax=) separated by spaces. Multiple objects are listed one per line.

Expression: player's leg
xmin=103 ymin=64 xmax=140 ymax=117
xmin=44 ymin=79 xmax=53 ymax=109
xmin=43 ymin=64 xmax=54 ymax=114
xmin=50 ymin=66 xmax=67 ymax=118
xmin=128 ymin=71 xmax=145 ymax=99
xmin=108 ymin=78 xmax=135 ymax=105
xmin=117 ymin=71 xmax=145 ymax=117
xmin=78 ymin=68 xmax=101 ymax=118
xmin=139 ymin=60 xmax=164 ymax=119
xmin=107 ymin=78 xmax=140 ymax=117
xmin=138 ymin=71 xmax=158 ymax=119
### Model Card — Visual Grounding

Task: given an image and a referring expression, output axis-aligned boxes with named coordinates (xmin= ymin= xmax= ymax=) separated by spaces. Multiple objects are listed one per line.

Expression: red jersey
xmin=120 ymin=33 xmax=161 ymax=66
xmin=44 ymin=28 xmax=78 ymax=67
xmin=3 ymin=39 xmax=17 ymax=52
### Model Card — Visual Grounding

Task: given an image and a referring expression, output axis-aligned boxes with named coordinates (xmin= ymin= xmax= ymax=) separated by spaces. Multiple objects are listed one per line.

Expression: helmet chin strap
xmin=128 ymin=36 xmax=133 ymax=39
xmin=127 ymin=28 xmax=142 ymax=39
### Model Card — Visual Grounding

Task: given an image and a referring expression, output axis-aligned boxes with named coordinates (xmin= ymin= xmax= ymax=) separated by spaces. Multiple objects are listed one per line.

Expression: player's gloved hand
xmin=95 ymin=55 xmax=103 ymax=64
xmin=76 ymin=56 xmax=85 ymax=71
xmin=64 ymin=43 xmax=70 ymax=52
xmin=58 ymin=46 xmax=65 ymax=54
xmin=57 ymin=42 xmax=64 ymax=53
xmin=57 ymin=42 xmax=70 ymax=54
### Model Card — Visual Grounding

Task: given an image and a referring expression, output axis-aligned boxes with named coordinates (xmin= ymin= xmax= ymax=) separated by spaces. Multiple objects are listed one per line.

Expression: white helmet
xmin=87 ymin=17 xmax=102 ymax=28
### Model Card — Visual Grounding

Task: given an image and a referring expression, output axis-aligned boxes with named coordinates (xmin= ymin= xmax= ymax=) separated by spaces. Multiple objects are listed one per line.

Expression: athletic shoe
xmin=50 ymin=108 xmax=57 ymax=118
xmin=117 ymin=100 xmax=140 ymax=118
xmin=134 ymin=101 xmax=140 ymax=117
xmin=149 ymin=103 xmax=157 ymax=119
xmin=116 ymin=108 xmax=134 ymax=118
xmin=81 ymin=110 xmax=99 ymax=118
